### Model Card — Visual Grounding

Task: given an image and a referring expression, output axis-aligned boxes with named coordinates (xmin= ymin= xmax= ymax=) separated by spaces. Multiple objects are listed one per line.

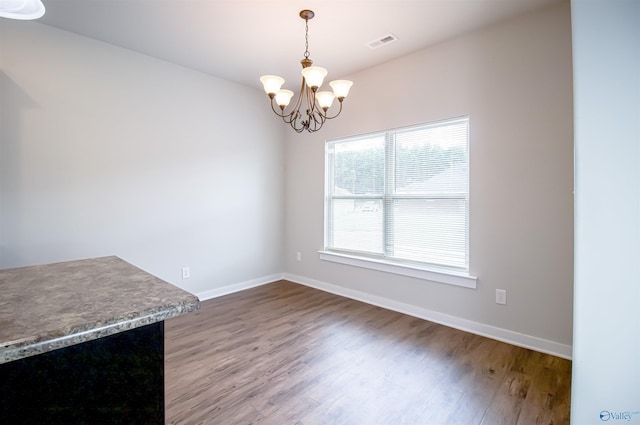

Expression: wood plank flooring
xmin=165 ymin=281 xmax=571 ymax=425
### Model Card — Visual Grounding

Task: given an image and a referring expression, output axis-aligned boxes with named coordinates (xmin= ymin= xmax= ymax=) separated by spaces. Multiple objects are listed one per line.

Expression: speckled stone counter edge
xmin=0 ymin=256 xmax=200 ymax=364
xmin=0 ymin=301 xmax=198 ymax=364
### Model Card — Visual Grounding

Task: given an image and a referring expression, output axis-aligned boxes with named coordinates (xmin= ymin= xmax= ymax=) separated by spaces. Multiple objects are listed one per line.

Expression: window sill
xmin=318 ymin=251 xmax=477 ymax=289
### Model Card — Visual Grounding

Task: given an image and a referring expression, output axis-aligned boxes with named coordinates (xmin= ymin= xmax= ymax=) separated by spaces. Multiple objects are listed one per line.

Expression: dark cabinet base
xmin=0 ymin=322 xmax=164 ymax=424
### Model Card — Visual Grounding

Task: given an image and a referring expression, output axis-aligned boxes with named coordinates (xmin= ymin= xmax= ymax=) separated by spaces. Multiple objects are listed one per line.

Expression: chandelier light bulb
xmin=275 ymin=90 xmax=294 ymax=108
xmin=0 ymin=0 xmax=45 ymax=19
xmin=301 ymin=67 xmax=328 ymax=90
xmin=260 ymin=75 xmax=285 ymax=96
xmin=330 ymin=80 xmax=353 ymax=100
xmin=315 ymin=91 xmax=336 ymax=110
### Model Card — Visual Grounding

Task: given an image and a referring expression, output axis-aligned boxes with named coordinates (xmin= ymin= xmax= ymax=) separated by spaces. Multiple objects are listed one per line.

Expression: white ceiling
xmin=38 ymin=0 xmax=562 ymax=90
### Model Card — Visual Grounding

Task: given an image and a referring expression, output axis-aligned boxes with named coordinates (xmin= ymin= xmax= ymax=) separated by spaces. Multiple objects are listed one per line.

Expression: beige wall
xmin=0 ymin=21 xmax=284 ymax=294
xmin=283 ymin=1 xmax=574 ymax=354
xmin=0 ymin=2 xmax=574 ymax=356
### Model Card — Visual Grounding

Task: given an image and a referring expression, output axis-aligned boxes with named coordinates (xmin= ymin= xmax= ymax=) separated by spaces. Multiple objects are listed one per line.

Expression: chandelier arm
xmin=275 ymin=106 xmax=305 ymax=132
xmin=306 ymin=86 xmax=317 ymax=117
xmin=284 ymin=110 xmax=301 ymax=127
xmin=269 ymin=98 xmax=292 ymax=119
xmin=322 ymin=100 xmax=345 ymax=120
xmin=292 ymin=122 xmax=305 ymax=133
xmin=267 ymin=91 xmax=305 ymax=131
xmin=272 ymin=102 xmax=307 ymax=133
xmin=290 ymin=90 xmax=306 ymax=131
xmin=293 ymin=79 xmax=307 ymax=116
xmin=287 ymin=104 xmax=305 ymax=132
xmin=290 ymin=112 xmax=305 ymax=132
xmin=282 ymin=113 xmax=295 ymax=125
xmin=303 ymin=87 xmax=328 ymax=132
xmin=308 ymin=118 xmax=321 ymax=133
xmin=289 ymin=113 xmax=302 ymax=130
xmin=310 ymin=108 xmax=326 ymax=126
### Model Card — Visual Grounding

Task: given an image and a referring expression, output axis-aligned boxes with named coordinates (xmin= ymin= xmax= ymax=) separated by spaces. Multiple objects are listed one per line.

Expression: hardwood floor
xmin=165 ymin=281 xmax=571 ymax=425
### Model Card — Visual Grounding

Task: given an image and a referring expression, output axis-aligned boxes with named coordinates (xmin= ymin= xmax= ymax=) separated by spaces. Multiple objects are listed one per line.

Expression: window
xmin=323 ymin=117 xmax=474 ymax=287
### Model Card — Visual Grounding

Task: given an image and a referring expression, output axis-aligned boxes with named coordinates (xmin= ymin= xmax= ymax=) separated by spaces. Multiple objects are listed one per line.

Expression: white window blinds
xmin=325 ymin=117 xmax=469 ymax=271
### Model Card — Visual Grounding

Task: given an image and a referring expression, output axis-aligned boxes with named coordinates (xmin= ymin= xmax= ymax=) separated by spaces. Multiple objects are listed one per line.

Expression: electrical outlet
xmin=182 ymin=267 xmax=191 ymax=280
xmin=496 ymin=289 xmax=507 ymax=305
xmin=296 ymin=252 xmax=302 ymax=262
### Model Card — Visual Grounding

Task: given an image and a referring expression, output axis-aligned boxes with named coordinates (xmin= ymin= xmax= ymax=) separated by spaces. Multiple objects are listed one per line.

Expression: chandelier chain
xmin=304 ymin=18 xmax=310 ymax=59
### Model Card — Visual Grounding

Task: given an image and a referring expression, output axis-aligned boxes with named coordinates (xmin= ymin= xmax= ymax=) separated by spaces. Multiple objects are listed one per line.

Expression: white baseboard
xmin=283 ymin=272 xmax=573 ymax=360
xmin=195 ymin=273 xmax=284 ymax=301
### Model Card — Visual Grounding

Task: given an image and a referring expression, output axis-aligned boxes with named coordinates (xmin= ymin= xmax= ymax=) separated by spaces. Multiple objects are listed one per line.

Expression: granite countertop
xmin=0 ymin=256 xmax=200 ymax=364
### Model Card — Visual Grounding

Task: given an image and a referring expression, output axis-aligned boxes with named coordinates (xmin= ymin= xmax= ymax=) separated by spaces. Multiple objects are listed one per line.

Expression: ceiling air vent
xmin=367 ymin=33 xmax=399 ymax=50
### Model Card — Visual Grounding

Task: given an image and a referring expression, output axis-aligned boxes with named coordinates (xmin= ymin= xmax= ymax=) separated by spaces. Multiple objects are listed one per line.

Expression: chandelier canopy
xmin=260 ymin=10 xmax=353 ymax=133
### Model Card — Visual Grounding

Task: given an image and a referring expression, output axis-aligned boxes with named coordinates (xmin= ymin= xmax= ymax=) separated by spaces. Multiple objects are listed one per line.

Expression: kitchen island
xmin=0 ymin=256 xmax=200 ymax=424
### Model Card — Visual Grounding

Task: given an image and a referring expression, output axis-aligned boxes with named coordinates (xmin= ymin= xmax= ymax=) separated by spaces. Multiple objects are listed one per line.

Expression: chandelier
xmin=260 ymin=10 xmax=353 ymax=133
xmin=0 ymin=0 xmax=45 ymax=19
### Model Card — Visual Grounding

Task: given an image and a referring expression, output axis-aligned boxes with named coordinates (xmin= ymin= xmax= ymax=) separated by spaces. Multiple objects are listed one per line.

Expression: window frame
xmin=322 ymin=117 xmax=477 ymax=288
